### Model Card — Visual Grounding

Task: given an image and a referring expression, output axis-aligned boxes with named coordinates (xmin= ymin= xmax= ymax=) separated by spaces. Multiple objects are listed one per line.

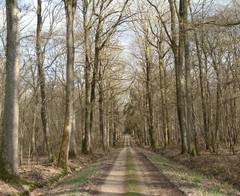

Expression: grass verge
xmin=46 ymin=165 xmax=97 ymax=195
xmin=147 ymin=152 xmax=239 ymax=196
xmin=28 ymin=171 xmax=66 ymax=192
xmin=126 ymin=148 xmax=141 ymax=196
xmin=64 ymin=165 xmax=96 ymax=186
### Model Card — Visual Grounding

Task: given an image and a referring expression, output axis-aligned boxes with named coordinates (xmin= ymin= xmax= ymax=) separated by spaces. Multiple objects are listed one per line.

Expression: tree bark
xmin=157 ymin=40 xmax=169 ymax=148
xmin=82 ymin=0 xmax=92 ymax=154
xmin=167 ymin=0 xmax=187 ymax=153
xmin=189 ymin=4 xmax=210 ymax=151
xmin=36 ymin=0 xmax=52 ymax=161
xmin=144 ymin=36 xmax=156 ymax=150
xmin=0 ymin=0 xmax=20 ymax=175
xmin=177 ymin=0 xmax=189 ymax=154
xmin=98 ymin=66 xmax=105 ymax=151
xmin=89 ymin=45 xmax=100 ymax=144
xmin=69 ymin=109 xmax=77 ymax=158
xmin=58 ymin=0 xmax=76 ymax=170
xmin=183 ymin=0 xmax=197 ymax=156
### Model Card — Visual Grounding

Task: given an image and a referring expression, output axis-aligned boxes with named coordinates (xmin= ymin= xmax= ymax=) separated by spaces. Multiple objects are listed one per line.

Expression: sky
xmin=0 ymin=0 xmax=234 ymax=54
xmin=118 ymin=0 xmax=233 ymax=53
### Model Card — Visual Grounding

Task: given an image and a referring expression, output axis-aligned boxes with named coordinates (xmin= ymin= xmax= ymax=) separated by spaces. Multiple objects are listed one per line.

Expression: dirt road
xmin=96 ymin=147 xmax=127 ymax=195
xmin=131 ymin=148 xmax=185 ymax=196
xmin=42 ymin=134 xmax=239 ymax=195
xmin=90 ymin=135 xmax=184 ymax=196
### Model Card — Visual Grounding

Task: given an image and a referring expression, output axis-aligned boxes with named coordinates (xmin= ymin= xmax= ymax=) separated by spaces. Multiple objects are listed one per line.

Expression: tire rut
xmin=131 ymin=147 xmax=186 ymax=196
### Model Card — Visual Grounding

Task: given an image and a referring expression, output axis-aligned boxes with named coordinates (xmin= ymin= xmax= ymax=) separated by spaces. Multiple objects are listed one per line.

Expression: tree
xmin=36 ymin=0 xmax=52 ymax=161
xmin=82 ymin=0 xmax=92 ymax=154
xmin=58 ymin=0 xmax=77 ymax=170
xmin=82 ymin=0 xmax=130 ymax=153
xmin=0 ymin=0 xmax=20 ymax=175
xmin=146 ymin=0 xmax=196 ymax=154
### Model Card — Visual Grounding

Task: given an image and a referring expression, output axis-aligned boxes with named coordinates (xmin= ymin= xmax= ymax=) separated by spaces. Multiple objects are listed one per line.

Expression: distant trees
xmin=128 ymin=0 xmax=240 ymax=156
xmin=81 ymin=0 xmax=130 ymax=153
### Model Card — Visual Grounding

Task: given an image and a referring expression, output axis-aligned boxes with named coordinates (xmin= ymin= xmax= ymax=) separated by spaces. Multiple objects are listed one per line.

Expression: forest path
xmin=95 ymin=147 xmax=127 ymax=195
xmin=36 ymin=135 xmax=240 ymax=195
xmin=90 ymin=135 xmax=184 ymax=196
xmin=131 ymin=147 xmax=185 ymax=196
xmin=46 ymin=135 xmax=185 ymax=195
xmin=92 ymin=135 xmax=130 ymax=195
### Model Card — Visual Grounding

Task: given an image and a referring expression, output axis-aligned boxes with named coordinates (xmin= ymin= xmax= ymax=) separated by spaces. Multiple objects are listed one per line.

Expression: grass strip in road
xmin=126 ymin=148 xmax=141 ymax=196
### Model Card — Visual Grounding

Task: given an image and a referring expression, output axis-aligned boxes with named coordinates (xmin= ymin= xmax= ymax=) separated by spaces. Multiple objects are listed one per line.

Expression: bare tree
xmin=58 ymin=0 xmax=77 ymax=170
xmin=82 ymin=0 xmax=130 ymax=153
xmin=0 ymin=0 xmax=20 ymax=175
xmin=36 ymin=0 xmax=52 ymax=161
xmin=82 ymin=0 xmax=92 ymax=154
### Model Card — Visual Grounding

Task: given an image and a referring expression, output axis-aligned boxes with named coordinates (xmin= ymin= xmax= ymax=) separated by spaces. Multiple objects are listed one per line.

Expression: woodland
xmin=0 ymin=0 xmax=240 ymax=195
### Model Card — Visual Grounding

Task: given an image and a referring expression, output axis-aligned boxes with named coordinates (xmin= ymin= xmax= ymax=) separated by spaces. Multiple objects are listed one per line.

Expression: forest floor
xmin=156 ymin=145 xmax=240 ymax=192
xmin=1 ymin=144 xmax=240 ymax=195
xmin=0 ymin=151 xmax=106 ymax=195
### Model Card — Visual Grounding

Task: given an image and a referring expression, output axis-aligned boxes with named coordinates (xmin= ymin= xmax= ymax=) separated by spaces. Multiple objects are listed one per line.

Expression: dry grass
xmin=158 ymin=145 xmax=240 ymax=190
xmin=143 ymin=147 xmax=240 ymax=196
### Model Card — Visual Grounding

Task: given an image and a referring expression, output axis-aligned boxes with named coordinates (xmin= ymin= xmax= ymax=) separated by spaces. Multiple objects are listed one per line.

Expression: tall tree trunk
xmin=58 ymin=0 xmax=76 ymax=170
xmin=213 ymin=71 xmax=221 ymax=152
xmin=31 ymin=94 xmax=38 ymax=161
xmin=112 ymin=100 xmax=118 ymax=147
xmin=167 ymin=0 xmax=188 ymax=153
xmin=195 ymin=35 xmax=210 ymax=150
xmin=19 ymin=115 xmax=24 ymax=166
xmin=98 ymin=68 xmax=105 ymax=151
xmin=144 ymin=38 xmax=156 ymax=150
xmin=82 ymin=0 xmax=92 ymax=154
xmin=176 ymin=0 xmax=189 ymax=154
xmin=144 ymin=96 xmax=149 ymax=146
xmin=36 ymin=0 xmax=52 ymax=161
xmin=89 ymin=15 xmax=102 ymax=147
xmin=158 ymin=40 xmax=169 ymax=148
xmin=0 ymin=0 xmax=20 ymax=175
xmin=105 ymin=93 xmax=110 ymax=150
xmin=89 ymin=45 xmax=100 ymax=143
xmin=189 ymin=3 xmax=210 ymax=150
xmin=109 ymin=97 xmax=114 ymax=147
xmin=183 ymin=0 xmax=197 ymax=156
xmin=164 ymin=67 xmax=171 ymax=145
xmin=69 ymin=109 xmax=77 ymax=158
